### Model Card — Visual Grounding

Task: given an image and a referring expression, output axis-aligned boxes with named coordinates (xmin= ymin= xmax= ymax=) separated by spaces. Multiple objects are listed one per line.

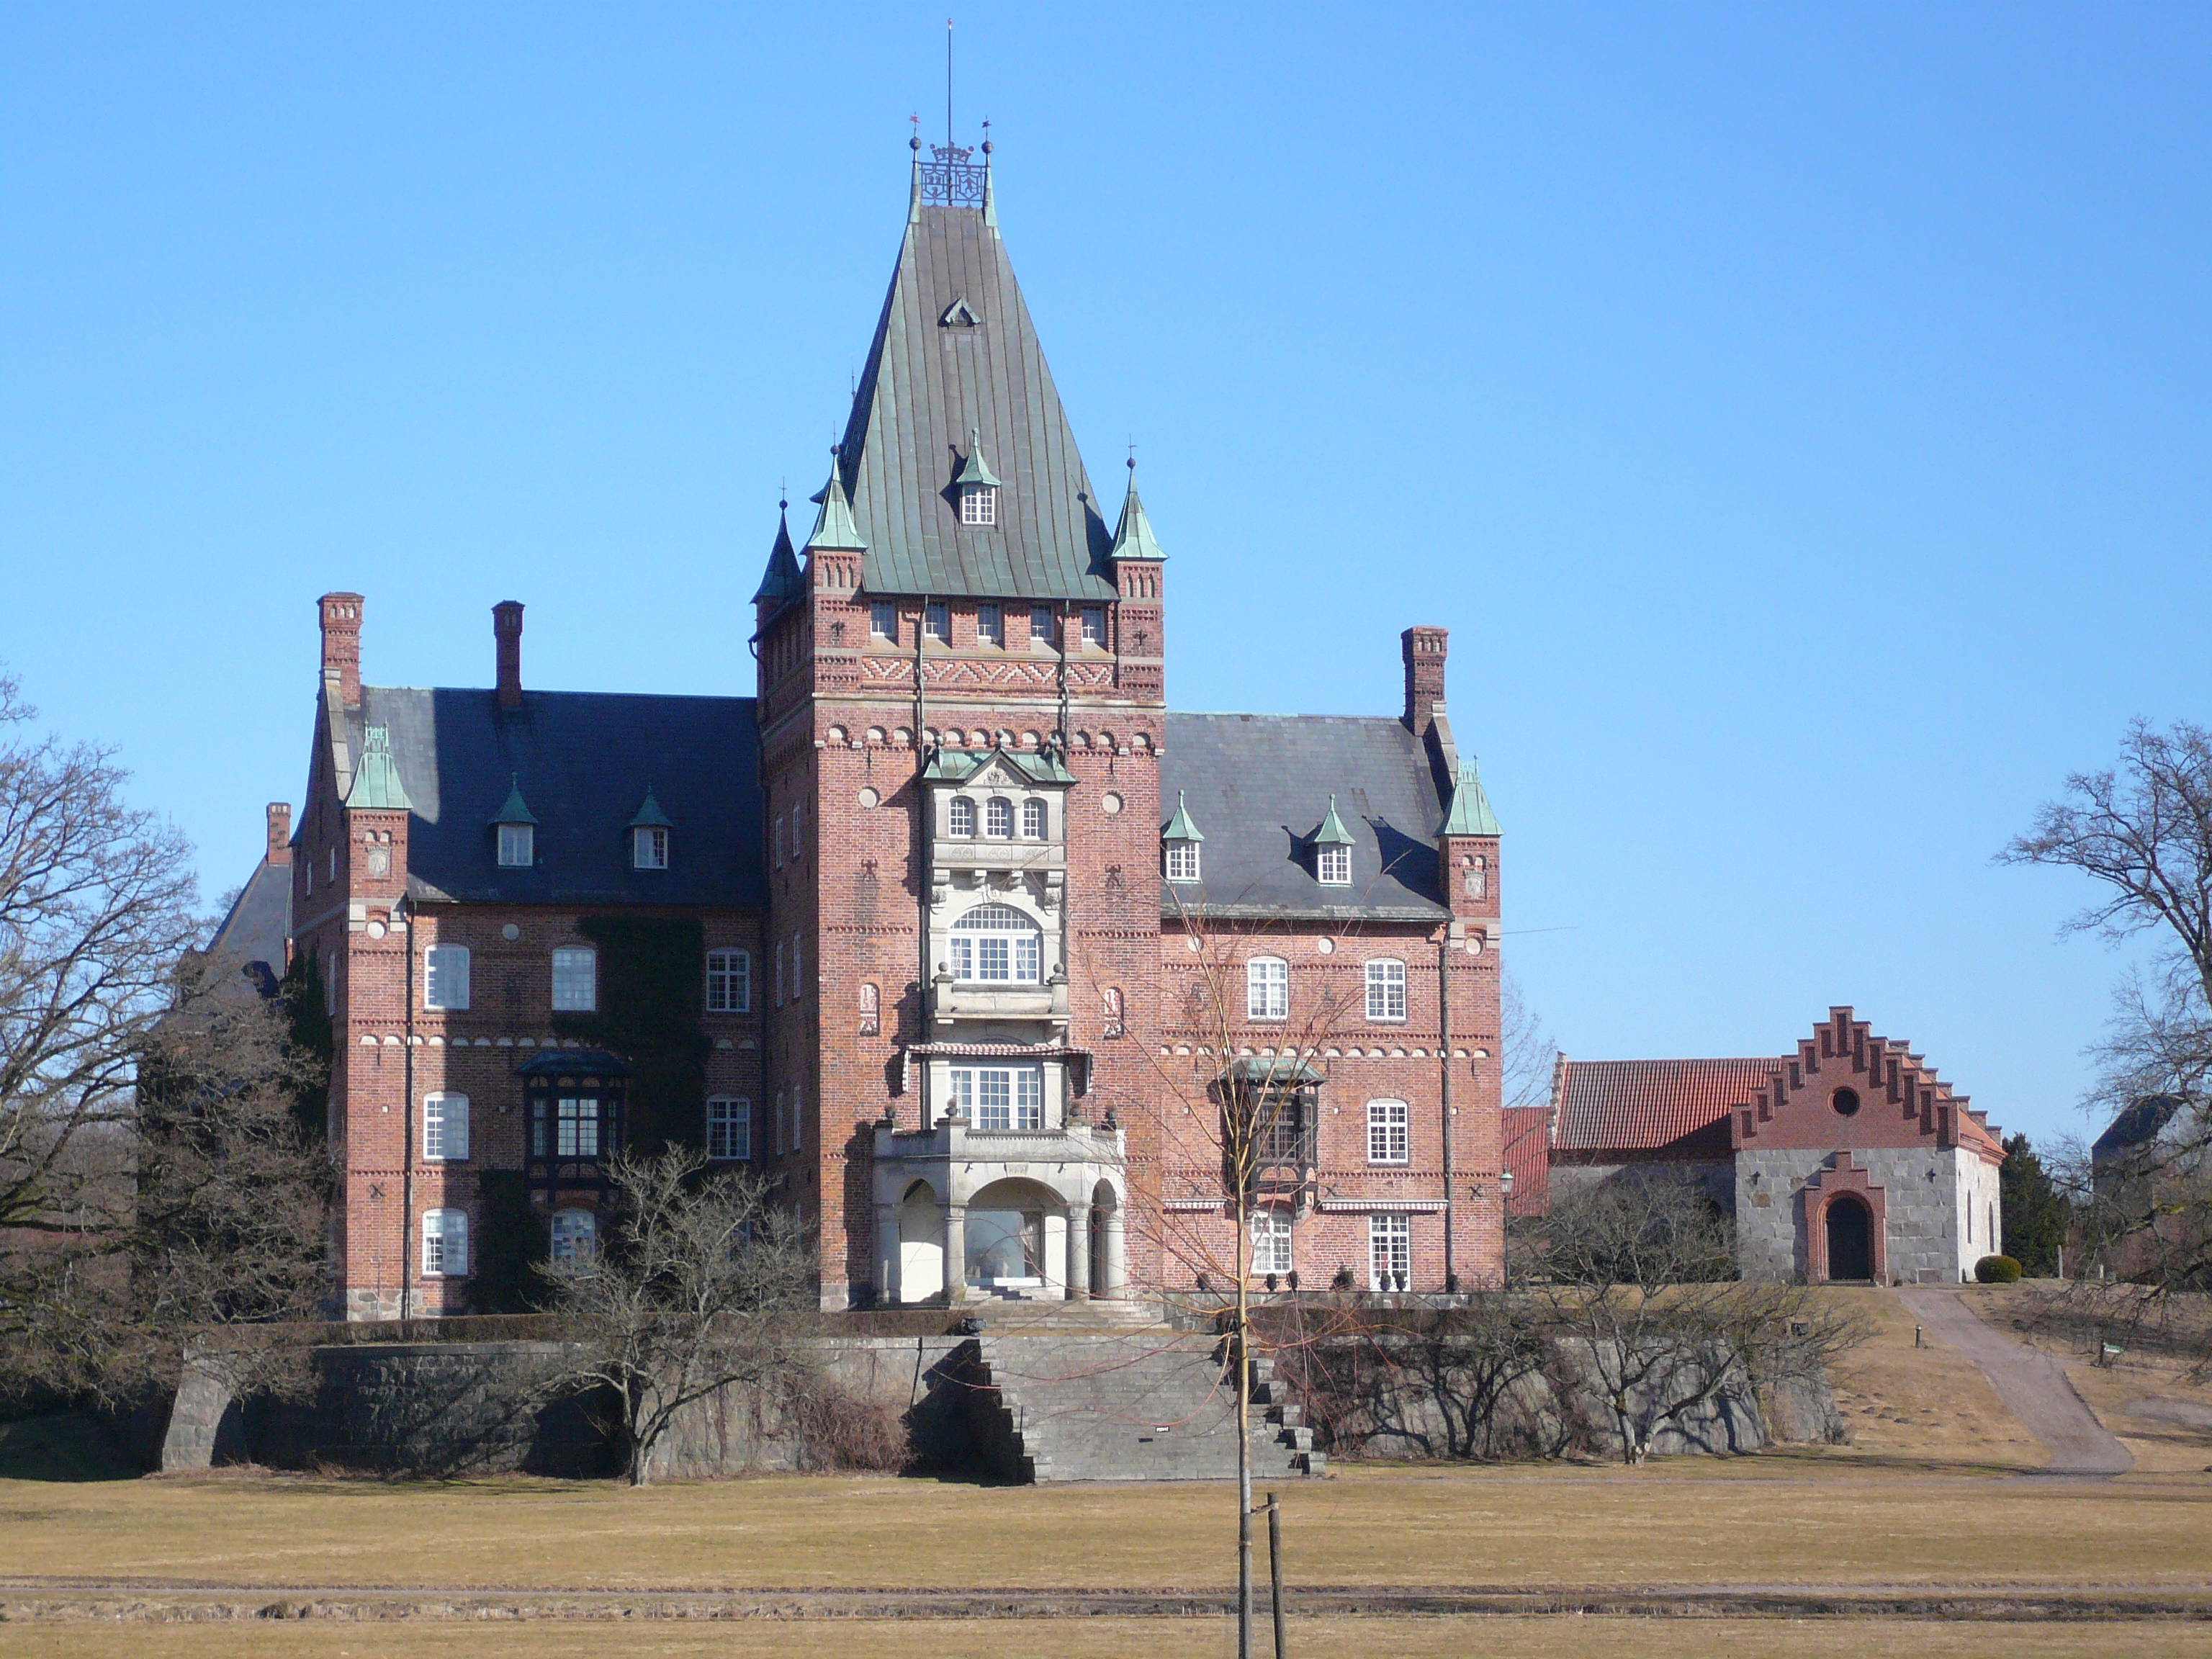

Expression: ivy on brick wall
xmin=472 ymin=1168 xmax=550 ymax=1313
xmin=551 ymin=914 xmax=710 ymax=1157
xmin=279 ymin=950 xmax=335 ymax=1143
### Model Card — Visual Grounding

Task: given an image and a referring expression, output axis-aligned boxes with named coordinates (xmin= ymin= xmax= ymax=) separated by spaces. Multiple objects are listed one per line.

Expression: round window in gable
xmin=1831 ymin=1087 xmax=1861 ymax=1118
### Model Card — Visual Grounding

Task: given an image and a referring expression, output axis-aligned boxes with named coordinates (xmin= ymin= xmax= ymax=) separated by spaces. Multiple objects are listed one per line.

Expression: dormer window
xmin=1313 ymin=794 xmax=1356 ymax=886
xmin=628 ymin=786 xmax=673 ymax=870
xmin=1161 ymin=790 xmax=1205 ymax=884
xmin=954 ymin=426 xmax=1002 ymax=528
xmin=490 ymin=775 xmax=537 ymax=869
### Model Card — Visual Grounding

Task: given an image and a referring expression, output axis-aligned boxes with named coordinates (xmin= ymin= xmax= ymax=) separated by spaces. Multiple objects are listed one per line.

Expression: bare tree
xmin=1518 ymin=1172 xmax=1864 ymax=1465
xmin=1500 ymin=967 xmax=1555 ymax=1109
xmin=2002 ymin=719 xmax=2212 ymax=1287
xmin=536 ymin=1148 xmax=817 ymax=1485
xmin=1 ymin=672 xmax=331 ymax=1408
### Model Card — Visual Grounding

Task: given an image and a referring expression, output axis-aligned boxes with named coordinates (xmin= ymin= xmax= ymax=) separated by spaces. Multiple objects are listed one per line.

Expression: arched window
xmin=549 ymin=1209 xmax=596 ymax=1267
xmin=552 ymin=947 xmax=596 ymax=1012
xmin=985 ymin=798 xmax=1014 ymax=838
xmin=424 ymin=945 xmax=470 ymax=1010
xmin=1364 ymin=959 xmax=1406 ymax=1022
xmin=950 ymin=902 xmax=1043 ymax=984
xmin=422 ymin=1093 xmax=470 ymax=1161
xmin=422 ymin=1208 xmax=469 ymax=1277
xmin=1246 ymin=958 xmax=1289 ymax=1020
xmin=1021 ymin=799 xmax=1047 ymax=840
xmin=948 ymin=797 xmax=976 ymax=838
xmin=1250 ymin=1209 xmax=1293 ymax=1277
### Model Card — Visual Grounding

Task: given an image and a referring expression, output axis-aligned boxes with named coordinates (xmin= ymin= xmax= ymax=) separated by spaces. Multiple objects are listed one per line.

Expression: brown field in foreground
xmin=4 ymin=1617 xmax=2212 ymax=1659
xmin=4 ymin=1284 xmax=2211 ymax=1659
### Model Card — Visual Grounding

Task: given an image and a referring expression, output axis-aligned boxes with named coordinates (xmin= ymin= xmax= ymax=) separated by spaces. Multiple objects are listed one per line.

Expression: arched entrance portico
xmin=966 ymin=1177 xmax=1058 ymax=1292
xmin=896 ymin=1179 xmax=945 ymax=1303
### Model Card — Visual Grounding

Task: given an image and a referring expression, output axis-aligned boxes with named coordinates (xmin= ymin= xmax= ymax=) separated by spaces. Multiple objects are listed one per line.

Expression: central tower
xmin=754 ymin=136 xmax=1168 ymax=1308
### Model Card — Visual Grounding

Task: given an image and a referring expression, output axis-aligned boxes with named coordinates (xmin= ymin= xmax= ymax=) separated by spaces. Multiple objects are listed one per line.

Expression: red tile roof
xmin=1501 ymin=1106 xmax=1552 ymax=1215
xmin=1552 ymin=1058 xmax=1776 ymax=1154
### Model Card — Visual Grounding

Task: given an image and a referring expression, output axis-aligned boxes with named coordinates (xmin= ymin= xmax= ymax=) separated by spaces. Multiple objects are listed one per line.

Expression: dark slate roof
xmin=349 ymin=688 xmax=765 ymax=909
xmin=2093 ymin=1094 xmax=2187 ymax=1162
xmin=203 ymin=859 xmax=292 ymax=992
xmin=1551 ymin=1058 xmax=1776 ymax=1156
xmin=837 ymin=202 xmax=1118 ymax=601
xmin=1157 ymin=714 xmax=1449 ymax=922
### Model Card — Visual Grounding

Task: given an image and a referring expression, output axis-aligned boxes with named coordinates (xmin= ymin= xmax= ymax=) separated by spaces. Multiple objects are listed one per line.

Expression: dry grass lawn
xmin=5 ymin=1285 xmax=2209 ymax=1656
xmin=4 ymin=1617 xmax=2212 ymax=1659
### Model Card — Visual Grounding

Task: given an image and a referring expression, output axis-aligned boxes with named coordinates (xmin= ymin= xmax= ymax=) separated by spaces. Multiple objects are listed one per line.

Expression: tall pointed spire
xmin=750 ymin=500 xmax=803 ymax=605
xmin=805 ymin=449 xmax=868 ymax=552
xmin=1110 ymin=456 xmax=1167 ymax=562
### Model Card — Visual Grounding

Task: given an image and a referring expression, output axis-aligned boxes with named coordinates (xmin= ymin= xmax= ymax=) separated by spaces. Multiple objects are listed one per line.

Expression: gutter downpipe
xmin=400 ymin=895 xmax=415 ymax=1323
xmin=1439 ymin=930 xmax=1455 ymax=1292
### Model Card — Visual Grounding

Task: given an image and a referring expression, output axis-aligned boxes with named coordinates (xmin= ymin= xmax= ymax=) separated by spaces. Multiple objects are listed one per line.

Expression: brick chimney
xmin=265 ymin=802 xmax=292 ymax=866
xmin=493 ymin=601 xmax=525 ymax=710
xmin=1401 ymin=625 xmax=1448 ymax=735
xmin=318 ymin=592 xmax=364 ymax=709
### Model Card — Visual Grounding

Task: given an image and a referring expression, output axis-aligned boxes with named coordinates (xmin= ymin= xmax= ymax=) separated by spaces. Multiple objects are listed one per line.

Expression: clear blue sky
xmin=5 ymin=4 xmax=2208 ymax=1148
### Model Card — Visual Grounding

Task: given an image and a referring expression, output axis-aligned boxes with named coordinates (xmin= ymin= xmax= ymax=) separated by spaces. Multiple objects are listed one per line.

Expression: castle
xmin=216 ymin=138 xmax=1509 ymax=1318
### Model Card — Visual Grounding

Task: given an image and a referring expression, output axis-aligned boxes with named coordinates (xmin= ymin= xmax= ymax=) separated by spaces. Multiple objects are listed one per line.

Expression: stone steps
xmin=965 ymin=1326 xmax=1323 ymax=1483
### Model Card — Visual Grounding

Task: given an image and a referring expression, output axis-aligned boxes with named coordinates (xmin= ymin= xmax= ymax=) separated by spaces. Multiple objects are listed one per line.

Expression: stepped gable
xmin=1550 ymin=1057 xmax=1779 ymax=1160
xmin=1730 ymin=1006 xmax=2003 ymax=1160
xmin=836 ymin=167 xmax=1117 ymax=601
xmin=344 ymin=687 xmax=766 ymax=909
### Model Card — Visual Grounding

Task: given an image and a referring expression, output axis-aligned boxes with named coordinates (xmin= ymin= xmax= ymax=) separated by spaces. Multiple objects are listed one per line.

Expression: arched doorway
xmin=965 ymin=1177 xmax=1060 ymax=1293
xmin=1825 ymin=1194 xmax=1874 ymax=1282
xmin=898 ymin=1179 xmax=944 ymax=1303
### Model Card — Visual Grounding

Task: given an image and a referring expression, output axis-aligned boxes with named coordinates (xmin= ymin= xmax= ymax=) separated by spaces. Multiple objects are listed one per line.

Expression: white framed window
xmin=633 ymin=825 xmax=669 ymax=869
xmin=788 ymin=1080 xmax=804 ymax=1150
xmin=706 ymin=949 xmax=751 ymax=1013
xmin=1021 ymin=799 xmax=1047 ymax=840
xmin=1318 ymin=844 xmax=1352 ymax=886
xmin=422 ymin=1093 xmax=470 ymax=1162
xmin=1246 ymin=957 xmax=1289 ymax=1021
xmin=773 ymin=814 xmax=784 ymax=868
xmin=498 ymin=823 xmax=534 ymax=868
xmin=1080 ymin=605 xmax=1106 ymax=647
xmin=984 ymin=797 xmax=1014 ymax=838
xmin=978 ymin=603 xmax=1003 ymax=644
xmin=708 ymin=1095 xmax=751 ymax=1161
xmin=1250 ymin=1208 xmax=1293 ymax=1277
xmin=323 ymin=953 xmax=336 ymax=1015
xmin=1370 ymin=1213 xmax=1411 ymax=1290
xmin=949 ymin=1064 xmax=1043 ymax=1131
xmin=949 ymin=902 xmax=1043 ymax=984
xmin=925 ymin=601 xmax=950 ymax=641
xmin=552 ymin=946 xmax=597 ymax=1012
xmin=871 ymin=600 xmax=897 ymax=640
xmin=422 ymin=1208 xmax=469 ymax=1277
xmin=948 ymin=796 xmax=976 ymax=838
xmin=549 ymin=1208 xmax=596 ymax=1267
xmin=791 ymin=801 xmax=804 ymax=855
xmin=1367 ymin=1099 xmax=1409 ymax=1164
xmin=1166 ymin=841 xmax=1200 ymax=883
xmin=792 ymin=933 xmax=804 ymax=997
xmin=554 ymin=1094 xmax=601 ymax=1157
xmin=1364 ymin=958 xmax=1407 ymax=1022
xmin=773 ymin=941 xmax=784 ymax=1007
xmin=960 ymin=483 xmax=997 ymax=525
xmin=1030 ymin=604 xmax=1054 ymax=647
xmin=423 ymin=944 xmax=470 ymax=1011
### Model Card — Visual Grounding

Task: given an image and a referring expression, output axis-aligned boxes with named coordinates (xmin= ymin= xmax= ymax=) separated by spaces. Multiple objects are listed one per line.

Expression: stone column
xmin=944 ymin=1202 xmax=968 ymax=1304
xmin=875 ymin=1200 xmax=901 ymax=1306
xmin=1103 ymin=1205 xmax=1127 ymax=1300
xmin=1066 ymin=1202 xmax=1092 ymax=1301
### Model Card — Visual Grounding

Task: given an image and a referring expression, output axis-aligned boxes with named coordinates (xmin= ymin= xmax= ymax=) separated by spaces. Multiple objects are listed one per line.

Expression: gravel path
xmin=1897 ymin=1288 xmax=2133 ymax=1476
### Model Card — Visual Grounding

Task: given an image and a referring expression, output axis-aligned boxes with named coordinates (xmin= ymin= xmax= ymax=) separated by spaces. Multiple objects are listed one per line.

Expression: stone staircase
xmin=961 ymin=1304 xmax=1324 ymax=1483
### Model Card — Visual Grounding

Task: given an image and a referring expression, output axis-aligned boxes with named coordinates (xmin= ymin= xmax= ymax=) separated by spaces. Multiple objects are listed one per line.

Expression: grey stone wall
xmin=1735 ymin=1146 xmax=1975 ymax=1283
